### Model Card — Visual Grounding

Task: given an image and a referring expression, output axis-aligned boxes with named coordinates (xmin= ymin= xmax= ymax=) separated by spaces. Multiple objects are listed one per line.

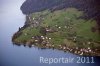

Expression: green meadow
xmin=14 ymin=8 xmax=100 ymax=49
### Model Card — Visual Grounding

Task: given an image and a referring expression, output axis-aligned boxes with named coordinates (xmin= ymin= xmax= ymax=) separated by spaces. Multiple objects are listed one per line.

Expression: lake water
xmin=0 ymin=0 xmax=99 ymax=66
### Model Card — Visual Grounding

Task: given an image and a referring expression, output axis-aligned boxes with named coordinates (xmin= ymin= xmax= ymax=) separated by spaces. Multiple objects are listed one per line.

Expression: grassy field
xmin=14 ymin=8 xmax=100 ymax=49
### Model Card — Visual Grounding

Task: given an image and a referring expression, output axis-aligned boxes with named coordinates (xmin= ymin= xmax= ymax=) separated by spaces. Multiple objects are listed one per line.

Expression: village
xmin=12 ymin=8 xmax=100 ymax=56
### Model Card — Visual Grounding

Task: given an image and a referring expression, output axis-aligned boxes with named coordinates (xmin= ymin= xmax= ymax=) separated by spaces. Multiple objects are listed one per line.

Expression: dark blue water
xmin=0 ymin=0 xmax=99 ymax=66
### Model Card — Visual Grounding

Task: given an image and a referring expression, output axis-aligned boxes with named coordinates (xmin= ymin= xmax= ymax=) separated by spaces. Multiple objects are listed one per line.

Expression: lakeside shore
xmin=12 ymin=8 xmax=100 ymax=56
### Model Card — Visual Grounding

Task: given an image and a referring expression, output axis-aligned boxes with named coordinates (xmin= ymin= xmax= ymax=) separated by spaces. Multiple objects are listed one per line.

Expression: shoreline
xmin=12 ymin=39 xmax=100 ymax=56
xmin=12 ymin=8 xmax=100 ymax=56
xmin=12 ymin=31 xmax=100 ymax=56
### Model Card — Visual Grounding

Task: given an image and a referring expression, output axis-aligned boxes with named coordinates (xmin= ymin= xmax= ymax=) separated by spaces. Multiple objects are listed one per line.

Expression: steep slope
xmin=21 ymin=0 xmax=100 ymax=31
